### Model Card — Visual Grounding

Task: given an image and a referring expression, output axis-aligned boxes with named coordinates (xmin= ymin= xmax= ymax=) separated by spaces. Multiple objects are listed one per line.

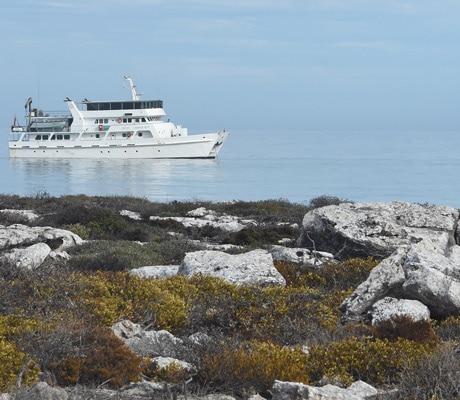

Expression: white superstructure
xmin=8 ymin=76 xmax=228 ymax=159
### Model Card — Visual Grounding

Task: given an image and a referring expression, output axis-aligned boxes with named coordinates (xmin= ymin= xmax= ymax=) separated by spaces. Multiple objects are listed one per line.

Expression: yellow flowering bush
xmin=0 ymin=316 xmax=41 ymax=391
xmin=201 ymin=341 xmax=310 ymax=392
xmin=307 ymin=336 xmax=434 ymax=386
xmin=74 ymin=271 xmax=188 ymax=330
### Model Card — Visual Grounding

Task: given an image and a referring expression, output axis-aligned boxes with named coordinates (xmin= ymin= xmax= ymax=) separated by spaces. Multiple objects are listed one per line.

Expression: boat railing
xmin=27 ymin=109 xmax=71 ymax=119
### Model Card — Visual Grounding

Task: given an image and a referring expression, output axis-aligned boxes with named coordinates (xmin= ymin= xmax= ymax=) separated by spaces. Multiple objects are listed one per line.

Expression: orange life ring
xmin=117 ymin=118 xmax=122 ymax=123
xmin=98 ymin=124 xmax=103 ymax=131
xmin=127 ymin=132 xmax=133 ymax=138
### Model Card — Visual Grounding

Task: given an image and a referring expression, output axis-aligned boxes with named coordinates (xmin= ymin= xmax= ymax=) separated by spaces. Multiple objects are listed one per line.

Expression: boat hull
xmin=9 ymin=132 xmax=228 ymax=159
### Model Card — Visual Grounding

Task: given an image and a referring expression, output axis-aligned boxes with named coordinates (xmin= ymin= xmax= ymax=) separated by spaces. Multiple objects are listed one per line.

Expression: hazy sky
xmin=1 ymin=0 xmax=460 ymax=134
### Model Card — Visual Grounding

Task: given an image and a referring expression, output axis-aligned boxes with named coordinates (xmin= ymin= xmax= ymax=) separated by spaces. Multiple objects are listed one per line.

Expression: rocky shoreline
xmin=0 ymin=196 xmax=458 ymax=399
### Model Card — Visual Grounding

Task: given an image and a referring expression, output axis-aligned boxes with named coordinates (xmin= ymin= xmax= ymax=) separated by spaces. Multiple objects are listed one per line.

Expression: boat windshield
xmin=84 ymin=100 xmax=163 ymax=111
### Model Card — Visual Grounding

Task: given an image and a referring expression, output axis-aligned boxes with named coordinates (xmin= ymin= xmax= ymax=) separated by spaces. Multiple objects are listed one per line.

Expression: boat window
xmin=42 ymin=135 xmax=49 ymax=140
xmin=35 ymin=135 xmax=42 ymax=140
xmin=138 ymin=132 xmax=143 ymax=137
xmin=64 ymin=135 xmax=70 ymax=140
xmin=50 ymin=135 xmax=56 ymax=140
xmin=57 ymin=135 xmax=63 ymax=140
xmin=141 ymin=118 xmax=146 ymax=122
xmin=96 ymin=133 xmax=100 ymax=139
xmin=85 ymin=100 xmax=163 ymax=111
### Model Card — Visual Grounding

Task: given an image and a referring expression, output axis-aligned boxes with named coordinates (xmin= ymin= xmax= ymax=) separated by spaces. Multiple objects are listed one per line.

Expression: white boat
xmin=8 ymin=76 xmax=228 ymax=159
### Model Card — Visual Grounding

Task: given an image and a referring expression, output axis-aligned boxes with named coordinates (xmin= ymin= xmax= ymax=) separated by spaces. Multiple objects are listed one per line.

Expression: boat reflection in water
xmin=10 ymin=157 xmax=224 ymax=201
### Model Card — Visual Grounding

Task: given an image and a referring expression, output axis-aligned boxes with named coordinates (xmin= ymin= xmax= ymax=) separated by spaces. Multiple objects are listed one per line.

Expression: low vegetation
xmin=0 ymin=193 xmax=458 ymax=398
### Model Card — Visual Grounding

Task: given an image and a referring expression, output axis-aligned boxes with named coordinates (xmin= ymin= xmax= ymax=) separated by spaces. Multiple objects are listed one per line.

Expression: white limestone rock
xmin=130 ymin=265 xmax=179 ymax=279
xmin=271 ymin=379 xmax=382 ymax=400
xmin=0 ymin=209 xmax=40 ymax=222
xmin=113 ymin=321 xmax=184 ymax=358
xmin=297 ymin=201 xmax=458 ymax=260
xmin=2 ymin=243 xmax=52 ymax=270
xmin=201 ymin=395 xmax=238 ymax=400
xmin=341 ymin=246 xmax=460 ymax=320
xmin=369 ymin=297 xmax=431 ymax=325
xmin=119 ymin=381 xmax=168 ymax=397
xmin=152 ymin=356 xmax=194 ymax=372
xmin=120 ymin=209 xmax=142 ymax=220
xmin=150 ymin=207 xmax=256 ymax=233
xmin=270 ymin=245 xmax=334 ymax=266
xmin=112 ymin=320 xmax=144 ymax=339
xmin=402 ymin=249 xmax=460 ymax=317
xmin=0 ymin=224 xmax=83 ymax=250
xmin=178 ymin=249 xmax=286 ymax=286
xmin=340 ymin=247 xmax=408 ymax=319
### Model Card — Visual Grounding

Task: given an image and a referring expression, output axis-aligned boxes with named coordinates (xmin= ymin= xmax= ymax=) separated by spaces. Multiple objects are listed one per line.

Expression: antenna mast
xmin=124 ymin=75 xmax=143 ymax=101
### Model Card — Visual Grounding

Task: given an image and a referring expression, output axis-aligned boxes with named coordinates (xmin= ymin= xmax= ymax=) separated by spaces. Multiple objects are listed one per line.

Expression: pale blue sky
xmin=1 ymin=0 xmax=460 ymax=135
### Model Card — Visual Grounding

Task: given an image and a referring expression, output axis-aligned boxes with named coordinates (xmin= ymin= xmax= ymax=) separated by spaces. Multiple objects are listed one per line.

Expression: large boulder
xmin=178 ymin=249 xmax=286 ymax=286
xmin=341 ymin=246 xmax=460 ymax=320
xmin=297 ymin=201 xmax=460 ymax=321
xmin=271 ymin=379 xmax=384 ymax=400
xmin=1 ymin=242 xmax=52 ymax=269
xmin=402 ymin=249 xmax=460 ymax=317
xmin=297 ymin=202 xmax=458 ymax=260
xmin=0 ymin=224 xmax=83 ymax=251
xmin=0 ymin=224 xmax=82 ymax=270
xmin=339 ymin=247 xmax=408 ymax=320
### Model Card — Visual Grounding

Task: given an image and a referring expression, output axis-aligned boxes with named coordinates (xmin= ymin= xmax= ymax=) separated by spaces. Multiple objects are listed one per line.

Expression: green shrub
xmin=67 ymin=223 xmax=90 ymax=240
xmin=184 ymin=275 xmax=342 ymax=344
xmin=223 ymin=225 xmax=299 ymax=247
xmin=216 ymin=199 xmax=308 ymax=224
xmin=307 ymin=195 xmax=349 ymax=209
xmin=41 ymin=203 xmax=128 ymax=239
xmin=276 ymin=257 xmax=378 ymax=291
xmin=307 ymin=336 xmax=434 ymax=386
xmin=67 ymin=236 xmax=199 ymax=272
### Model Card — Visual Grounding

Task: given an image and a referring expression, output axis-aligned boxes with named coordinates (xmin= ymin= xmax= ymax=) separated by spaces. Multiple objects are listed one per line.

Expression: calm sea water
xmin=0 ymin=130 xmax=459 ymax=208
